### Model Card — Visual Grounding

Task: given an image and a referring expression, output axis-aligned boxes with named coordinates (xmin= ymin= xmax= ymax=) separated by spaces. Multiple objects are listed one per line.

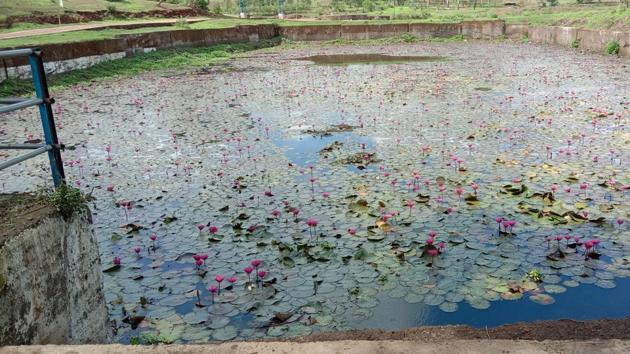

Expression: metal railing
xmin=0 ymin=48 xmax=65 ymax=187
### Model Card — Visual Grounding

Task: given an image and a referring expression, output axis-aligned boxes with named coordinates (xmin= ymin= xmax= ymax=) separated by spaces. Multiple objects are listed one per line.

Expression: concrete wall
xmin=506 ymin=24 xmax=630 ymax=57
xmin=578 ymin=29 xmax=630 ymax=57
xmin=408 ymin=23 xmax=460 ymax=39
xmin=0 ymin=211 xmax=111 ymax=345
xmin=4 ymin=52 xmax=128 ymax=80
xmin=2 ymin=21 xmax=628 ymax=82
xmin=461 ymin=20 xmax=505 ymax=40
xmin=280 ymin=21 xmax=503 ymax=41
xmin=279 ymin=25 xmax=341 ymax=41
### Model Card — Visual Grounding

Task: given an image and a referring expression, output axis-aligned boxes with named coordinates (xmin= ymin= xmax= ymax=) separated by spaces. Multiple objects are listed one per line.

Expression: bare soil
xmin=0 ymin=193 xmax=56 ymax=248
xmin=289 ymin=318 xmax=630 ymax=342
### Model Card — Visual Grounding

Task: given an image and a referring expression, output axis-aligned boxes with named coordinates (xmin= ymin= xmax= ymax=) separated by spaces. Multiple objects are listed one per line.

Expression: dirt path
xmin=0 ymin=18 xmax=209 ymax=40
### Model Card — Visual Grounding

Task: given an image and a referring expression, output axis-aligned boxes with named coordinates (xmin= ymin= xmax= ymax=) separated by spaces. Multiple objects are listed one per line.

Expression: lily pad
xmin=544 ymin=285 xmax=566 ymax=294
xmin=529 ymin=294 xmax=555 ymax=305
xmin=439 ymin=301 xmax=459 ymax=313
xmin=212 ymin=325 xmax=238 ymax=341
xmin=594 ymin=280 xmax=616 ymax=289
xmin=468 ymin=298 xmax=490 ymax=309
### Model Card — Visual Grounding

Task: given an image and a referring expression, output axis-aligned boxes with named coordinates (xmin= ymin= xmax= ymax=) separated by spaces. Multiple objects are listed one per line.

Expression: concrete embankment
xmin=0 ymin=195 xmax=110 ymax=345
xmin=4 ymin=20 xmax=626 ymax=82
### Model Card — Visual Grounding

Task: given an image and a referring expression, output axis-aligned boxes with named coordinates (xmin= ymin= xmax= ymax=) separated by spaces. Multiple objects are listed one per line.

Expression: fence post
xmin=28 ymin=50 xmax=65 ymax=187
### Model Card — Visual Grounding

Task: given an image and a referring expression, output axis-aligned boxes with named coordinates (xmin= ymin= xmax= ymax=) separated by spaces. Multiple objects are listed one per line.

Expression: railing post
xmin=28 ymin=50 xmax=65 ymax=187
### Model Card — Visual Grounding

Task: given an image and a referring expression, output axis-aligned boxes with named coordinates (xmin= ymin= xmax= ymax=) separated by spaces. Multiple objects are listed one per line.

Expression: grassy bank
xmin=0 ymin=38 xmax=279 ymax=97
xmin=1 ymin=4 xmax=628 ymax=48
xmin=366 ymin=4 xmax=629 ymax=30
xmin=0 ymin=0 xmax=189 ymax=18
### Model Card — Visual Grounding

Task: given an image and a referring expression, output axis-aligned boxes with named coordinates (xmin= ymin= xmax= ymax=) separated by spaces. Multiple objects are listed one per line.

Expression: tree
xmin=188 ymin=0 xmax=209 ymax=10
xmin=362 ymin=0 xmax=375 ymax=11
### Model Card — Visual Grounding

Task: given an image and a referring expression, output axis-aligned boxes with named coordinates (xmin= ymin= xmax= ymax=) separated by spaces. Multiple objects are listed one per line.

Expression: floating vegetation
xmin=1 ymin=42 xmax=628 ymax=343
xmin=305 ymin=123 xmax=356 ymax=137
xmin=297 ymin=54 xmax=446 ymax=66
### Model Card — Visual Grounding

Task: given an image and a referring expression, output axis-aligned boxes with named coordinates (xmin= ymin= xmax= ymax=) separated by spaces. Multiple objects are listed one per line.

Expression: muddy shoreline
xmin=286 ymin=317 xmax=630 ymax=342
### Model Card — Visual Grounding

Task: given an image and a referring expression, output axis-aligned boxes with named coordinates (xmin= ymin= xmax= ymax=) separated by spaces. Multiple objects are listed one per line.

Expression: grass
xmin=0 ymin=38 xmax=280 ymax=97
xmin=605 ymin=39 xmax=620 ymax=55
xmin=46 ymin=184 xmax=90 ymax=219
xmin=368 ymin=4 xmax=629 ymax=29
xmin=0 ymin=0 xmax=188 ymax=18
xmin=502 ymin=5 xmax=630 ymax=28
xmin=0 ymin=22 xmax=53 ymax=34
xmin=0 ymin=17 xmax=198 ymax=35
xmin=0 ymin=25 xmax=179 ymax=48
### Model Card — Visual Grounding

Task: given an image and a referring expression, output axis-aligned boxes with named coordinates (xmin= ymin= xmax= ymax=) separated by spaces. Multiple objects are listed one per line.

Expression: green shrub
xmin=46 ymin=184 xmax=91 ymax=219
xmin=130 ymin=333 xmax=174 ymax=345
xmin=401 ymin=32 xmax=418 ymax=43
xmin=570 ymin=39 xmax=579 ymax=48
xmin=193 ymin=0 xmax=209 ymax=11
xmin=175 ymin=18 xmax=190 ymax=28
xmin=521 ymin=34 xmax=529 ymax=43
xmin=605 ymin=39 xmax=620 ymax=55
xmin=362 ymin=0 xmax=375 ymax=12
xmin=429 ymin=34 xmax=465 ymax=43
xmin=392 ymin=12 xmax=431 ymax=20
xmin=106 ymin=4 xmax=117 ymax=13
xmin=331 ymin=0 xmax=345 ymax=12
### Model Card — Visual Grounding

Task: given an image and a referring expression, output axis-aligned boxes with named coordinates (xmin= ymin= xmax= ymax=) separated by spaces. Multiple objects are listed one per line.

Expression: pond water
xmin=0 ymin=42 xmax=628 ymax=343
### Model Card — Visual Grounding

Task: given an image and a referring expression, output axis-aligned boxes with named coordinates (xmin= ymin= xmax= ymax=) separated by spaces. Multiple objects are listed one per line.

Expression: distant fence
xmin=1 ymin=20 xmax=628 ymax=81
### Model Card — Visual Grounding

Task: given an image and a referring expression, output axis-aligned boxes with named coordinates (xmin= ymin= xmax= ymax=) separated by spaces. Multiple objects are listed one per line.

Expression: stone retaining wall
xmin=0 ymin=209 xmax=110 ymax=345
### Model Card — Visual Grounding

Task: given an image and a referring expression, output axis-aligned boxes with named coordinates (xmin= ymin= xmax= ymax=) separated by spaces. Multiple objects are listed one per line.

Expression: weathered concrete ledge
xmin=506 ymin=24 xmax=630 ymax=57
xmin=0 ymin=201 xmax=110 ymax=345
xmin=2 ymin=340 xmax=630 ymax=354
